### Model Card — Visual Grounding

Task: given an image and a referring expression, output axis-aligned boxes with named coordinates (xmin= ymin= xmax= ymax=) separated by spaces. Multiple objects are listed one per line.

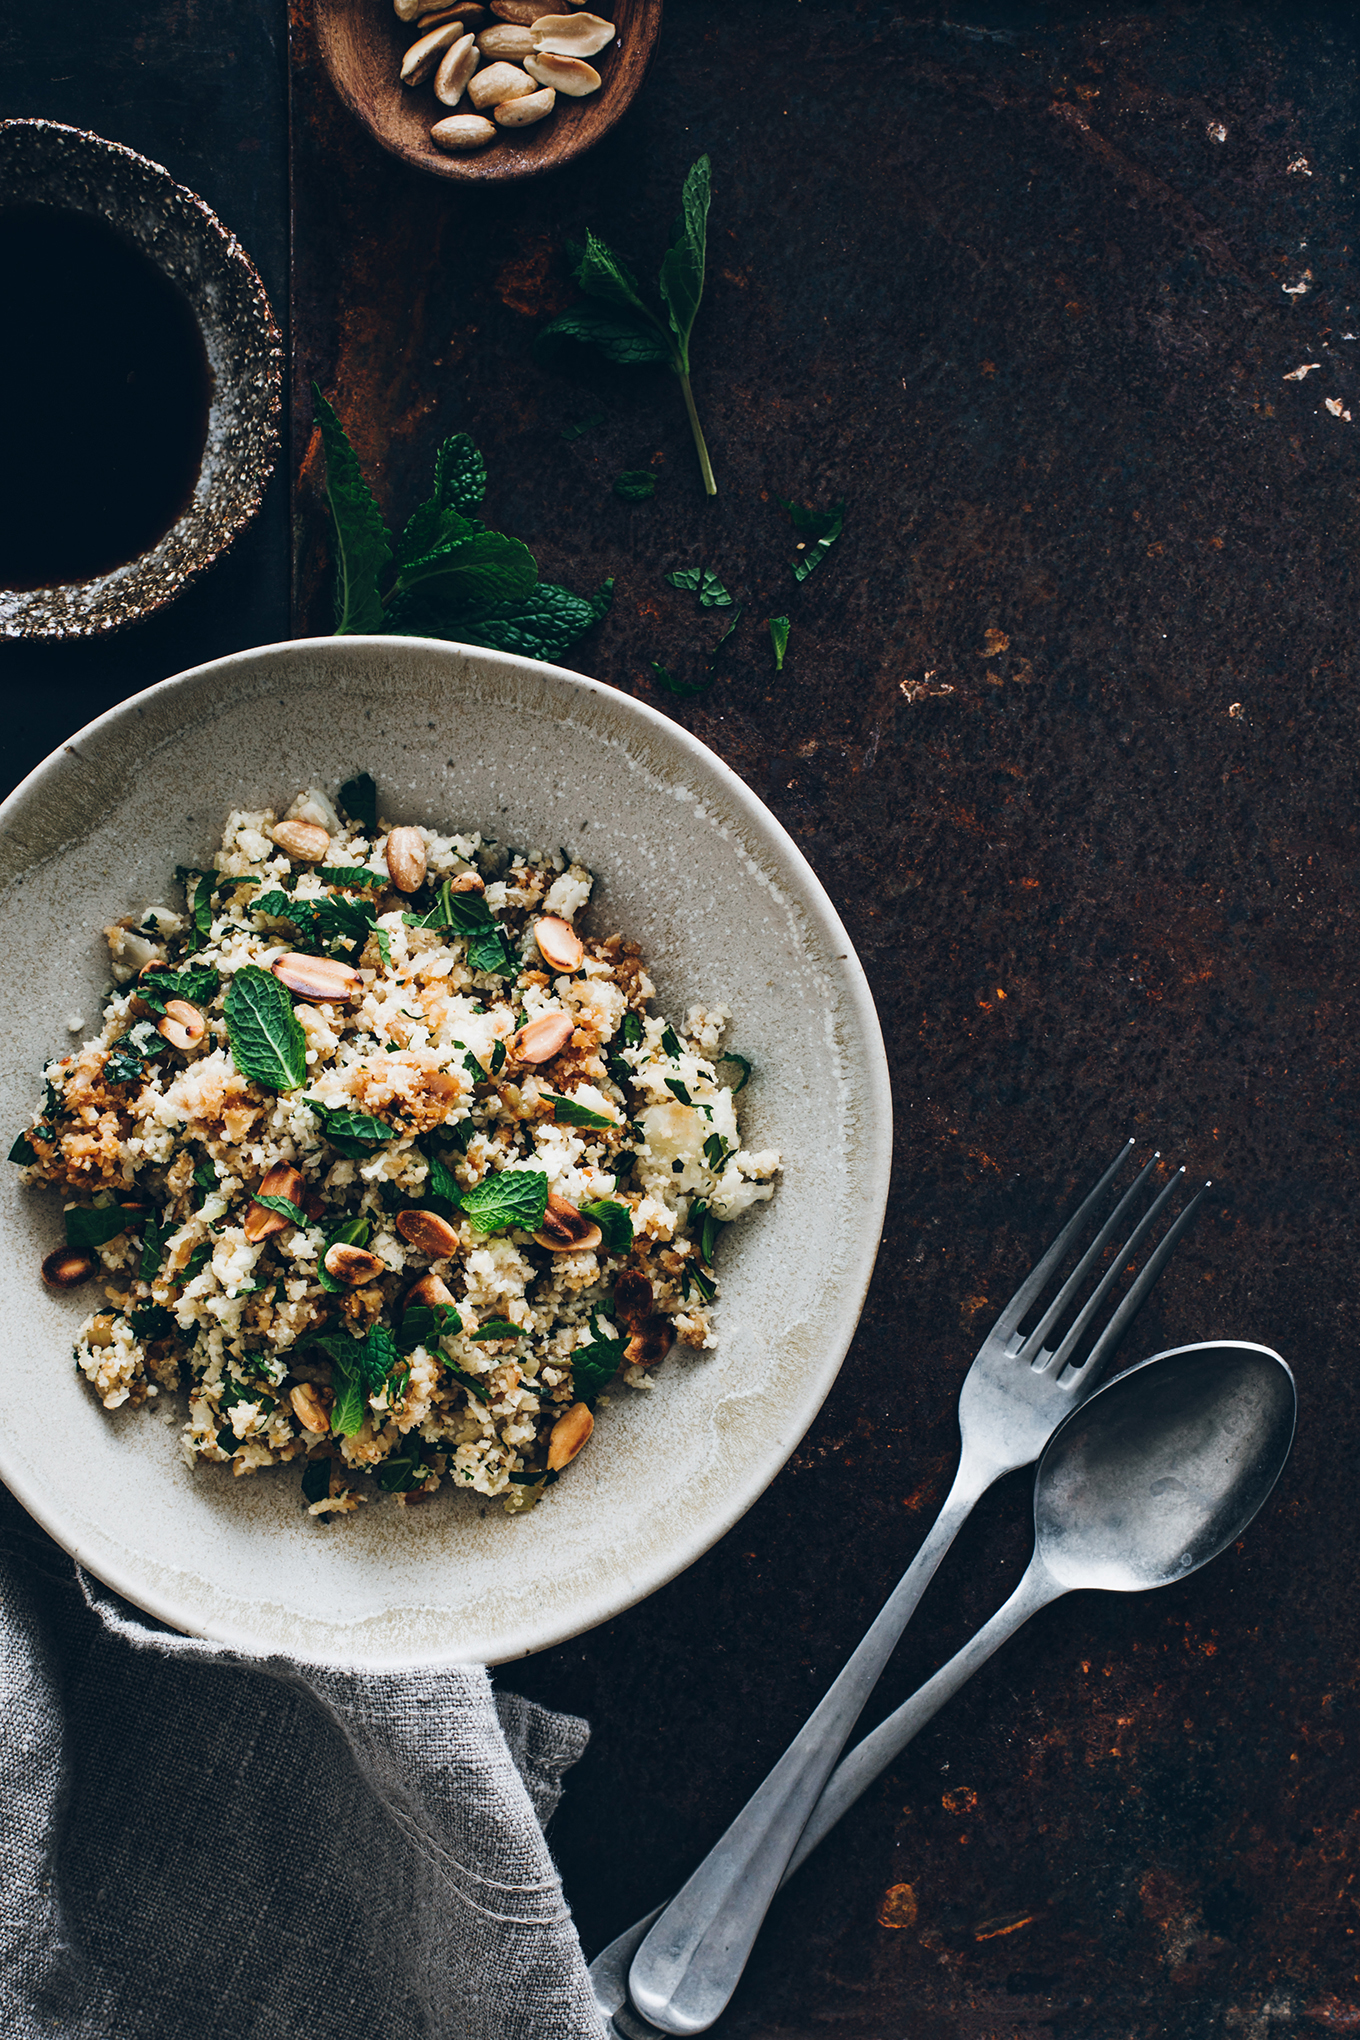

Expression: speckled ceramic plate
xmin=0 ymin=639 xmax=891 ymax=1666
xmin=0 ymin=120 xmax=281 ymax=640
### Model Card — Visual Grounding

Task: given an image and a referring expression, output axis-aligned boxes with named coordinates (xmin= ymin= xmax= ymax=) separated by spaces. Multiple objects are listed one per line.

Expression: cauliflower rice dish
xmin=12 ymin=777 xmax=780 ymax=1516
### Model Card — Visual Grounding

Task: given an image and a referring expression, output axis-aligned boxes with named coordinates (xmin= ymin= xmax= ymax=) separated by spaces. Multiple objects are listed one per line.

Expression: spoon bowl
xmin=1035 ymin=1340 xmax=1297 ymax=1594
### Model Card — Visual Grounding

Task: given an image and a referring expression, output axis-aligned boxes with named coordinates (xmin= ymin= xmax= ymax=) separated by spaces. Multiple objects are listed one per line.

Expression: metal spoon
xmin=600 ymin=1342 xmax=1296 ymax=2036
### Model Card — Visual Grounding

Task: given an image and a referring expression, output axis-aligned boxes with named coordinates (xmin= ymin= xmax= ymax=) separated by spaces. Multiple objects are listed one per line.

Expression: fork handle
xmin=626 ymin=1449 xmax=1003 ymax=2038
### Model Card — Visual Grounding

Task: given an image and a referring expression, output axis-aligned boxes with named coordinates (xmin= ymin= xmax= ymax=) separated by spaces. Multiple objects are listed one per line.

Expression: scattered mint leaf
xmin=129 ymin=1302 xmax=175 ymax=1341
xmin=398 ymin=526 xmax=538 ymax=611
xmin=716 ymin=1051 xmax=752 ymax=1092
xmin=8 ymin=1133 xmax=38 ymax=1165
xmin=621 ymin=1012 xmax=643 ymax=1049
xmin=443 ymin=1358 xmax=491 ymax=1403
xmin=651 ymin=661 xmax=712 ymax=698
xmin=687 ymin=1263 xmax=717 ymax=1303
xmin=225 ymin=967 xmax=308 ymax=1094
xmin=427 ymin=1151 xmax=462 ymax=1207
xmin=339 ymin=773 xmax=378 ymax=833
xmin=467 ymin=925 xmax=517 ymax=977
xmin=399 ymin=1299 xmax=462 ymax=1353
xmin=66 ymin=1204 xmax=134 ymax=1254
xmin=710 ymin=605 xmax=743 ymax=656
xmin=580 ymin=1199 xmax=633 ymax=1255
xmin=570 ymin=1316 xmax=627 ymax=1404
xmin=182 ymin=1242 xmax=212 ymax=1281
xmin=252 ymin=1192 xmax=308 ymax=1228
xmin=537 ymin=302 xmax=673 ymax=368
xmin=392 ymin=579 xmax=612 ymax=666
xmin=315 ymin=890 xmax=378 ymax=956
xmin=665 ymin=1078 xmax=693 ymax=1105
xmin=543 ymin=1092 xmax=615 ymax=1130
xmin=660 ymin=154 xmax=711 ymax=372
xmin=174 ymin=867 xmax=215 ymax=952
xmin=769 ymin=615 xmax=791 ymax=671
xmin=666 ymin=566 xmax=732 ymax=609
xmin=302 ymin=1458 xmax=332 ymax=1506
xmin=306 ymin=1100 xmax=396 ymax=1159
xmin=701 ymin=1208 xmax=723 ymax=1264
xmin=561 ymin=411 xmax=606 ymax=441
xmin=660 ymin=1025 xmax=683 ymax=1058
xmin=139 ymin=1213 xmax=169 ymax=1282
xmin=313 ymin=386 xmax=391 ymax=634
xmin=615 ymin=471 xmax=656 ymax=502
xmin=304 ymin=1323 xmax=401 ymax=1435
xmin=137 ymin=965 xmax=220 ymax=1015
xmin=470 ymin=1319 xmax=522 ymax=1341
xmin=105 ymin=1021 xmax=167 ymax=1086
xmin=374 ymin=1449 xmax=430 ymax=1494
xmin=781 ymin=496 xmax=845 ymax=583
xmin=315 ymin=865 xmax=384 ymax=890
xmin=460 ymin=1169 xmax=549 ymax=1236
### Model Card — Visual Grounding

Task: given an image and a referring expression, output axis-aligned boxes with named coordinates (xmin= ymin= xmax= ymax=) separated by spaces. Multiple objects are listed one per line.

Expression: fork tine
xmin=987 ymin=1138 xmax=1136 ymax=1339
xmin=1017 ymin=1154 xmax=1162 ymax=1361
xmin=1043 ymin=1166 xmax=1190 ymax=1376
xmin=1068 ymin=1178 xmax=1210 ymax=1385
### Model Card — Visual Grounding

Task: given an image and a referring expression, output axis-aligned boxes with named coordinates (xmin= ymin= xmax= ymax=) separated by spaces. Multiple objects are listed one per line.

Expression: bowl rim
xmin=314 ymin=0 xmax=662 ymax=185
xmin=0 ymin=118 xmax=282 ymax=640
xmin=0 ymin=636 xmax=893 ymax=1664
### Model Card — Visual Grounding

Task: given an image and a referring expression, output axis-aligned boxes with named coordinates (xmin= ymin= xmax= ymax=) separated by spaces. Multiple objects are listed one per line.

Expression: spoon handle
xmin=625 ymin=1452 xmax=999 ymax=2036
xmin=784 ymin=1557 xmax=1066 ymax=1880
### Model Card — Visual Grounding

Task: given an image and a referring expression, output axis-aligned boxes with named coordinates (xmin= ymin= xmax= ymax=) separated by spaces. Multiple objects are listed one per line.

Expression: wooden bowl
xmin=315 ymin=0 xmax=661 ymax=183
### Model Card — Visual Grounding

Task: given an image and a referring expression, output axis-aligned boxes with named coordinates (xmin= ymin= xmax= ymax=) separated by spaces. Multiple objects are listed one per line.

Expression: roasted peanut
xmin=271 ymin=952 xmax=362 ymax=1002
xmin=524 ymin=50 xmax=599 ymax=93
xmin=477 ymin=22 xmax=534 ymax=57
xmin=547 ymin=1401 xmax=593 ymax=1470
xmin=396 ymin=1209 xmax=462 ymax=1258
xmin=244 ymin=1162 xmax=306 ymax=1243
xmin=270 ymin=819 xmax=331 ymax=862
xmin=157 ymin=998 xmax=206 ymax=1052
xmin=495 ymin=85 xmax=555 ymax=124
xmin=533 ymin=915 xmax=585 ymax=971
xmin=401 ymin=17 xmax=466 ymax=83
xmin=489 ymin=0 xmax=548 ymax=20
xmin=467 ymin=60 xmax=536 ymax=108
xmin=612 ymin=1267 xmax=653 ymax=1327
xmin=42 ymin=1247 xmax=96 ymax=1288
xmin=625 ymin=1316 xmax=674 ymax=1368
xmin=533 ymin=1193 xmax=602 ymax=1253
xmin=384 ymin=825 xmax=428 ymax=892
xmin=431 ymin=113 xmax=497 ymax=149
xmin=290 ymin=1382 xmax=332 ymax=1434
xmin=324 ymin=1242 xmax=386 ymax=1286
xmin=509 ymin=1010 xmax=573 ymax=1062
xmin=531 ymin=9 xmax=612 ymax=55
xmin=405 ymin=1270 xmax=458 ymax=1312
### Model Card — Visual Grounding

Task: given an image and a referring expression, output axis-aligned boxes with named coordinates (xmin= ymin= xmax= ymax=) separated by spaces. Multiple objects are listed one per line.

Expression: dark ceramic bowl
xmin=0 ymin=120 xmax=282 ymax=640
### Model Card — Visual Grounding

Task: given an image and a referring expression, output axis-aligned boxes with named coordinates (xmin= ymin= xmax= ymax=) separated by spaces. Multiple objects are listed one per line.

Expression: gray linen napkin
xmin=0 ymin=1487 xmax=607 ymax=2040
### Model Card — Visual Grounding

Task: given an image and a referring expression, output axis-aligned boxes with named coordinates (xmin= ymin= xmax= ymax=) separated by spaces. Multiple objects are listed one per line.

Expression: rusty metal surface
xmin=304 ymin=1 xmax=1353 ymax=2032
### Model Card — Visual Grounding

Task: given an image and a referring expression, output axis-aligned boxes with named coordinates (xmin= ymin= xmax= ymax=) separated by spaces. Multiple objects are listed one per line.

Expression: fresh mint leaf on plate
xmin=470 ymin=1319 xmax=522 ymax=1341
xmin=225 ymin=967 xmax=308 ymax=1094
xmin=137 ymin=965 xmax=220 ymax=1015
xmin=339 ymin=773 xmax=378 ymax=833
xmin=467 ymin=925 xmax=517 ymax=978
xmin=174 ymin=868 xmax=215 ymax=952
xmin=315 ymin=865 xmax=384 ymax=890
xmin=306 ymin=1100 xmax=396 ymax=1159
xmin=105 ymin=1021 xmax=167 ymax=1086
xmin=580 ymin=1199 xmax=633 ymax=1255
xmin=313 ymin=387 xmax=391 ymax=634
xmin=65 ymin=1204 xmax=134 ymax=1254
xmin=426 ymin=1151 xmax=462 ymax=1207
xmin=399 ymin=1299 xmax=462 ymax=1353
xmin=304 ymin=1323 xmax=401 ymax=1435
xmin=539 ymin=158 xmax=717 ymax=495
xmin=8 ymin=1132 xmax=38 ymax=1165
xmin=570 ymin=1316 xmax=627 ymax=1404
xmin=715 ymin=1051 xmax=752 ymax=1092
xmin=129 ymin=1303 xmax=175 ymax=1341
xmin=544 ymin=1091 xmax=615 ymax=1130
xmin=459 ymin=1169 xmax=549 ymax=1236
xmin=301 ymin=1458 xmax=332 ymax=1506
xmin=252 ymin=1192 xmax=308 ymax=1229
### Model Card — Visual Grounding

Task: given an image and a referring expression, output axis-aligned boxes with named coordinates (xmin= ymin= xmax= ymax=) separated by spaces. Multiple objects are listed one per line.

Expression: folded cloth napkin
xmin=0 ymin=1486 xmax=608 ymax=2040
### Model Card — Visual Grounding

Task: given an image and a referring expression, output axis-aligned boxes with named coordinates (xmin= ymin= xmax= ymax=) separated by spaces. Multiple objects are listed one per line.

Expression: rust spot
xmin=942 ymin=1787 xmax=977 ymax=1814
xmin=974 ymin=1910 xmax=1040 ymax=1941
xmin=493 ymin=234 xmax=573 ymax=319
xmin=877 ymin=1882 xmax=918 ymax=1930
xmin=981 ymin=627 xmax=1010 ymax=656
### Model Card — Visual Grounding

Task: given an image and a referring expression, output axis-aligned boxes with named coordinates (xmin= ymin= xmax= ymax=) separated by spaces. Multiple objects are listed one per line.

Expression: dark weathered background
xmin=9 ymin=2 xmax=1360 ymax=2034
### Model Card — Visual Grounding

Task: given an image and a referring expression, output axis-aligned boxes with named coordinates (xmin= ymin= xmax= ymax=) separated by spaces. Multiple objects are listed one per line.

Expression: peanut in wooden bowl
xmin=315 ymin=0 xmax=661 ymax=183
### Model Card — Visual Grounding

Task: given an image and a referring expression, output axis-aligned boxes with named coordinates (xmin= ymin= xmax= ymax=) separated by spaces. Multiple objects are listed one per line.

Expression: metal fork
xmin=598 ymin=1141 xmax=1206 ymax=2038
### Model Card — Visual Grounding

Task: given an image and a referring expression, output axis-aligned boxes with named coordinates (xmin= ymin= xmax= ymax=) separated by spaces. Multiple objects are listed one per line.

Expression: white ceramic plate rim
xmin=0 ymin=639 xmax=892 ymax=1664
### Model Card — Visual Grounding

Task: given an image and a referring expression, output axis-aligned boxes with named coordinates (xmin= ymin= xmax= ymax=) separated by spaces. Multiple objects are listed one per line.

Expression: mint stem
xmin=678 ymin=373 xmax=717 ymax=498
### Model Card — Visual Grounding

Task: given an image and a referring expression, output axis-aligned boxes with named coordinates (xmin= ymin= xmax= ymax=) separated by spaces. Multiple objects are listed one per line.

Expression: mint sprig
xmin=459 ymin=1169 xmax=549 ymax=1236
xmin=313 ymin=394 xmax=610 ymax=665
xmin=539 ymin=157 xmax=718 ymax=497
